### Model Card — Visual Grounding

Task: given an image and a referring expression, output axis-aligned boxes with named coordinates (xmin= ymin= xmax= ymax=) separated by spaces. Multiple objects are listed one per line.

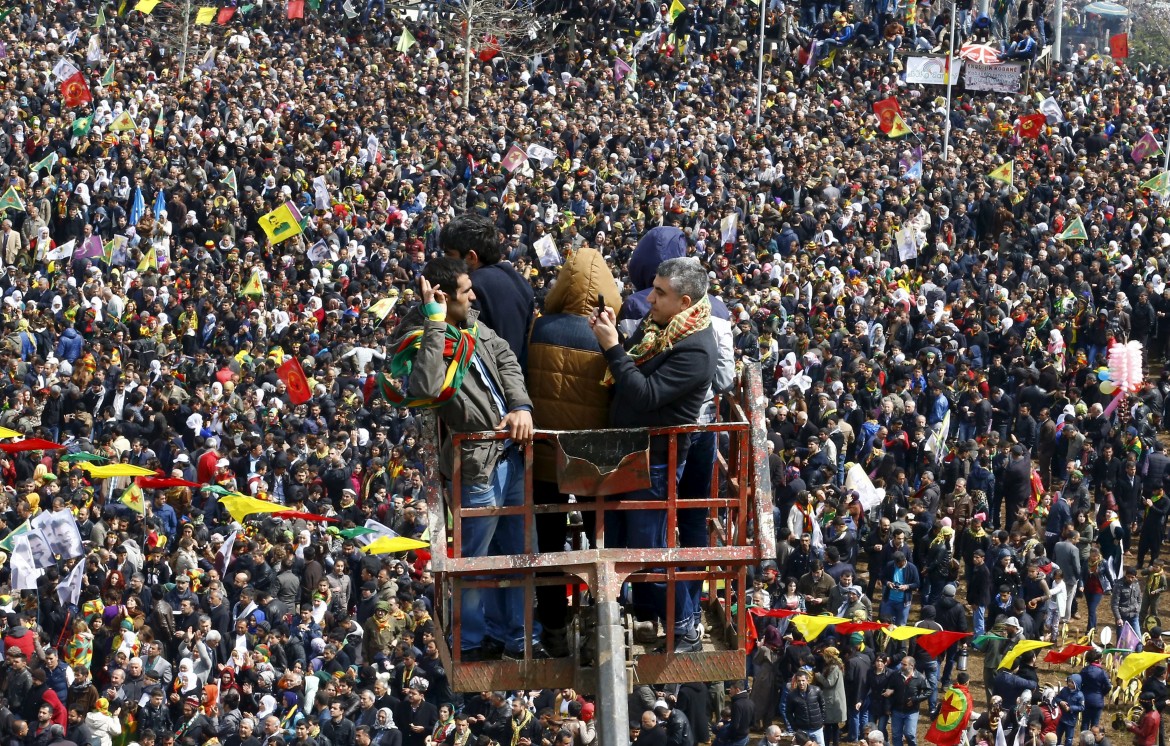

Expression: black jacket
xmin=889 ymin=670 xmax=930 ymax=712
xmin=787 ymin=685 xmax=827 ymax=731
xmin=470 ymin=262 xmax=536 ymax=366
xmin=728 ymin=691 xmax=754 ymax=739
xmin=1002 ymin=456 xmax=1032 ymax=507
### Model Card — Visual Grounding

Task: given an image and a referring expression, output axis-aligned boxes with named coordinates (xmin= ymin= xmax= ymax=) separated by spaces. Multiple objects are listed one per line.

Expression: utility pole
xmin=178 ymin=0 xmax=192 ymax=80
xmin=1053 ymin=0 xmax=1063 ymax=61
xmin=942 ymin=0 xmax=958 ymax=160
xmin=755 ymin=0 xmax=766 ymax=126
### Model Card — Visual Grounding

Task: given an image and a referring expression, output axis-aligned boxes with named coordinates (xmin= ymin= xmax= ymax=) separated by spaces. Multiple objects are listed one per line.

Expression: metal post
xmin=1165 ymin=128 xmax=1170 ymax=174
xmin=178 ymin=0 xmax=192 ymax=81
xmin=755 ymin=0 xmax=766 ymax=127
xmin=942 ymin=0 xmax=958 ymax=161
xmin=595 ymin=564 xmax=631 ymax=746
xmin=1052 ymin=0 xmax=1063 ymax=62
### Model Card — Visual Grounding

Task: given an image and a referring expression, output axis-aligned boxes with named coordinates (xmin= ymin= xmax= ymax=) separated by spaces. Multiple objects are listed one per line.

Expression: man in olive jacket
xmin=394 ymin=258 xmax=539 ymax=660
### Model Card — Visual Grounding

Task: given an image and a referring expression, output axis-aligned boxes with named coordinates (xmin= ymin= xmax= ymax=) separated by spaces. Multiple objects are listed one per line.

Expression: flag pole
xmin=755 ymin=0 xmax=766 ymax=127
xmin=942 ymin=0 xmax=959 ymax=162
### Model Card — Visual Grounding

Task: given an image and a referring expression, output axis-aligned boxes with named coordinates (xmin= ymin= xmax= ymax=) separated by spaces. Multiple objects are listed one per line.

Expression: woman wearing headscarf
xmin=924 ymin=524 xmax=956 ymax=605
xmin=372 ymin=707 xmax=402 ymax=746
xmin=430 ymin=703 xmax=456 ymax=746
xmin=816 ymin=647 xmax=848 ymax=746
xmin=85 ymin=698 xmax=122 ymax=746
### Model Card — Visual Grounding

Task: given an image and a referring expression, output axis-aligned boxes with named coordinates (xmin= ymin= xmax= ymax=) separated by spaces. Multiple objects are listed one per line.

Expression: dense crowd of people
xmin=0 ymin=0 xmax=1167 ymax=743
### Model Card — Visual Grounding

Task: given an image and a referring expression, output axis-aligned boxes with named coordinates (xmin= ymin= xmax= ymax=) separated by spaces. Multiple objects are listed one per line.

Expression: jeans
xmin=891 ymin=710 xmax=919 ymax=746
xmin=1056 ymin=721 xmax=1076 ymax=746
xmin=923 ymin=660 xmax=940 ymax=714
xmin=848 ymin=704 xmax=863 ymax=741
xmin=458 ymin=448 xmax=532 ymax=652
xmin=958 ymin=422 xmax=977 ymax=442
xmin=1084 ymin=705 xmax=1103 ymax=728
xmin=881 ymin=599 xmax=912 ymax=626
xmin=807 ymin=728 xmax=825 ymax=746
xmin=607 ymin=462 xmax=694 ymax=636
xmin=678 ymin=431 xmax=716 ymax=629
xmin=973 ymin=605 xmax=986 ymax=637
xmin=1086 ymin=592 xmax=1103 ymax=632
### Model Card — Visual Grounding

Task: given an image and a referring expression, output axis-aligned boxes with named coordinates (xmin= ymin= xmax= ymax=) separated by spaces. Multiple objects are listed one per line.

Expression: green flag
xmin=397 ymin=28 xmax=417 ymax=53
xmin=0 ymin=8 xmax=14 ymax=23
xmin=72 ymin=113 xmax=94 ymax=139
xmin=221 ymin=170 xmax=238 ymax=192
xmin=31 ymin=151 xmax=59 ymax=174
xmin=100 ymin=61 xmax=115 ymax=87
xmin=95 ymin=5 xmax=107 ymax=26
xmin=0 ymin=188 xmax=24 ymax=214
xmin=60 ymin=451 xmax=107 ymax=463
xmin=0 ymin=521 xmax=30 ymax=553
xmin=153 ymin=111 xmax=165 ymax=138
xmin=1057 ymin=216 xmax=1088 ymax=242
xmin=338 ymin=527 xmax=378 ymax=539
xmin=1142 ymin=172 xmax=1170 ymax=196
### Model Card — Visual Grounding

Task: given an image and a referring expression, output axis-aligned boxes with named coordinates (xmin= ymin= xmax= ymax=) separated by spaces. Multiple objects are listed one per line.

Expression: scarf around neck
xmin=602 ymin=295 xmax=712 ymax=386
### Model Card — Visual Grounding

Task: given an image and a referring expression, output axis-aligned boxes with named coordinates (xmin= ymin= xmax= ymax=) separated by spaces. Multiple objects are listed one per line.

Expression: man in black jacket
xmin=440 ymin=213 xmax=535 ymax=365
xmin=591 ymin=256 xmax=717 ymax=653
xmin=654 ymin=704 xmax=694 ymax=746
xmin=787 ymin=670 xmax=826 ymax=742
xmin=889 ymin=657 xmax=930 ymax=746
xmin=1000 ymin=445 xmax=1032 ymax=529
xmin=726 ymin=681 xmax=754 ymax=746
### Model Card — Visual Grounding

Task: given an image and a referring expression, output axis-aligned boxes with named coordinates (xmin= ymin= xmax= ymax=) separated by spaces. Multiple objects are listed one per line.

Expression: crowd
xmin=0 ymin=0 xmax=1165 ymax=743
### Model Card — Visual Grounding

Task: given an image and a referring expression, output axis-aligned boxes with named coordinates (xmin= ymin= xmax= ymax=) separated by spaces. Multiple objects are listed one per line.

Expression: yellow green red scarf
xmin=377 ymin=322 xmax=478 ymax=408
xmin=602 ymin=295 xmax=712 ymax=386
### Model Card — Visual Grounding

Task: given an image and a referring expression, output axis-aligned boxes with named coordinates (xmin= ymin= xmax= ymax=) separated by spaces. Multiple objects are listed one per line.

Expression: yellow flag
xmin=989 ymin=160 xmax=1014 ymax=185
xmin=362 ymin=535 xmax=430 ymax=555
xmin=120 ymin=483 xmax=144 ymax=514
xmin=109 ymin=110 xmax=136 ymax=133
xmin=137 ymin=249 xmax=157 ymax=273
xmin=219 ymin=493 xmax=289 ymax=523
xmin=195 ymin=6 xmax=216 ymax=23
xmin=396 ymin=28 xmax=417 ymax=53
xmin=258 ymin=201 xmax=304 ymax=245
xmin=885 ymin=625 xmax=935 ymax=641
xmin=241 ymin=272 xmax=263 ymax=299
xmin=789 ymin=614 xmax=849 ymax=642
xmin=83 ymin=463 xmax=157 ymax=478
xmin=0 ymin=426 xmax=24 ymax=439
xmin=367 ymin=291 xmax=399 ymax=320
xmin=134 ymin=0 xmax=161 ymax=12
xmin=1119 ymin=652 xmax=1170 ymax=682
xmin=887 ymin=112 xmax=911 ymax=138
xmin=668 ymin=0 xmax=685 ymax=21
xmin=998 ymin=639 xmax=1053 ymax=669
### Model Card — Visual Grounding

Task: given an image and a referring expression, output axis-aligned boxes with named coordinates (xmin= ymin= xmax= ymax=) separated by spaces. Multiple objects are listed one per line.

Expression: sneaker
xmin=674 ymin=634 xmax=703 ymax=654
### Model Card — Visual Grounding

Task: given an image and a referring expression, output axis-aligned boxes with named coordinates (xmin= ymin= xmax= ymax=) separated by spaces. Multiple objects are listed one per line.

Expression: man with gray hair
xmin=591 ymin=254 xmax=718 ymax=653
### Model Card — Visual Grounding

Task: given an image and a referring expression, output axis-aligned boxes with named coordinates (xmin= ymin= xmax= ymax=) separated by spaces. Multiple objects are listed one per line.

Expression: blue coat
xmin=881 ymin=560 xmax=921 ymax=604
xmin=1079 ymin=664 xmax=1111 ymax=709
xmin=1054 ymin=677 xmax=1084 ymax=727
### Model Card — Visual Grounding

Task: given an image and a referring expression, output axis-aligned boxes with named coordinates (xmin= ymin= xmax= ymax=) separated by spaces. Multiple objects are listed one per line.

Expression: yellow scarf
xmin=602 ymin=295 xmax=712 ymax=386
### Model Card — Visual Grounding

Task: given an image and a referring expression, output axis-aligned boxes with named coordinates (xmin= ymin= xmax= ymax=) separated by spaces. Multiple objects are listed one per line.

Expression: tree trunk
xmin=463 ymin=17 xmax=472 ymax=109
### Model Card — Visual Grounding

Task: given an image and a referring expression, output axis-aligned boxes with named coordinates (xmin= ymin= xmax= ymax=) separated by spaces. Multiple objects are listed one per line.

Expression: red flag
xmin=873 ymin=97 xmax=902 ymax=134
xmin=837 ymin=621 xmax=889 ymax=634
xmin=137 ymin=477 xmax=202 ymax=489
xmin=925 ymin=685 xmax=972 ymax=746
xmin=60 ymin=72 xmax=92 ymax=108
xmin=1017 ymin=113 xmax=1047 ymax=139
xmin=0 ymin=438 xmax=64 ymax=453
xmin=273 ymin=511 xmax=339 ymax=523
xmin=478 ymin=35 xmax=499 ymax=62
xmin=277 ymin=357 xmax=313 ymax=405
xmin=287 ymin=0 xmax=304 ymax=18
xmin=915 ymin=630 xmax=971 ymax=657
xmin=1044 ymin=644 xmax=1094 ymax=664
xmin=747 ymin=608 xmax=801 ymax=618
xmin=1110 ymin=32 xmax=1129 ymax=59
xmin=217 ymin=6 xmax=236 ymax=23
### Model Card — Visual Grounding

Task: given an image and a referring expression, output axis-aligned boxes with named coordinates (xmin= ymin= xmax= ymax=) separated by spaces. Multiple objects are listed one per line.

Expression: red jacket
xmin=1129 ymin=710 xmax=1161 ymax=746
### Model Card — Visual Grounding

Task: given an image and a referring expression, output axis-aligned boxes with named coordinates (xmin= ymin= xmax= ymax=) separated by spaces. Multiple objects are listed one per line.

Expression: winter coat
xmin=1053 ymin=677 xmax=1084 ymax=727
xmin=787 ymin=684 xmax=827 ymax=731
xmin=816 ymin=665 xmax=847 ymax=724
xmin=1079 ymin=663 xmax=1111 ymax=709
xmin=526 ymin=248 xmax=621 ymax=481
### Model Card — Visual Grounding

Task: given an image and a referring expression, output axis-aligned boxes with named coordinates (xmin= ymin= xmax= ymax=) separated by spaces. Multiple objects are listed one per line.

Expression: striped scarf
xmin=376 ymin=323 xmax=478 ymax=409
xmin=602 ymin=295 xmax=712 ymax=386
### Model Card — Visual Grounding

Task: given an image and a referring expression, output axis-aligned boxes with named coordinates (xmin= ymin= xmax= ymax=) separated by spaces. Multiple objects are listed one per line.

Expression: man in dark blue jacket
xmin=880 ymin=551 xmax=920 ymax=625
xmin=440 ymin=213 xmax=534 ymax=365
xmin=592 ymin=256 xmax=717 ymax=653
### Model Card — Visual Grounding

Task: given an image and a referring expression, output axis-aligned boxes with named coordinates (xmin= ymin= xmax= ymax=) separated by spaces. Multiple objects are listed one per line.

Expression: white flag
xmin=10 ymin=536 xmax=43 ymax=591
xmin=720 ymin=213 xmax=738 ymax=245
xmin=525 ymin=144 xmax=556 ymax=168
xmin=52 ymin=57 xmax=80 ymax=82
xmin=534 ymin=234 xmax=561 ymax=267
xmin=57 ymin=558 xmax=86 ymax=606
xmin=312 ymin=176 xmax=331 ymax=211
xmin=844 ymin=464 xmax=886 ymax=512
xmin=1039 ymin=96 xmax=1064 ymax=124
xmin=216 ymin=529 xmax=237 ymax=575
xmin=46 ymin=239 xmax=76 ymax=262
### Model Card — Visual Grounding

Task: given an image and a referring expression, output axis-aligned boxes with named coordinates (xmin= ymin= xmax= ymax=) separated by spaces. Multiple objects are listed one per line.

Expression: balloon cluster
xmin=1097 ymin=340 xmax=1146 ymax=395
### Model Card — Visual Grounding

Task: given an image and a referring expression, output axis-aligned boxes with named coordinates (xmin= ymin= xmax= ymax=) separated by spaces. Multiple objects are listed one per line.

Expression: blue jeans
xmin=1086 ymin=592 xmax=1103 ymax=632
xmin=891 ymin=710 xmax=919 ymax=746
xmin=973 ymin=605 xmax=986 ymax=637
xmin=608 ymin=462 xmax=694 ymax=636
xmin=881 ymin=599 xmax=911 ymax=626
xmin=1084 ymin=705 xmax=1103 ymax=728
xmin=923 ymin=660 xmax=940 ymax=713
xmin=848 ymin=704 xmax=863 ymax=741
xmin=1056 ymin=721 xmax=1076 ymax=746
xmin=678 ymin=431 xmax=716 ymax=628
xmin=459 ymin=448 xmax=532 ymax=652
